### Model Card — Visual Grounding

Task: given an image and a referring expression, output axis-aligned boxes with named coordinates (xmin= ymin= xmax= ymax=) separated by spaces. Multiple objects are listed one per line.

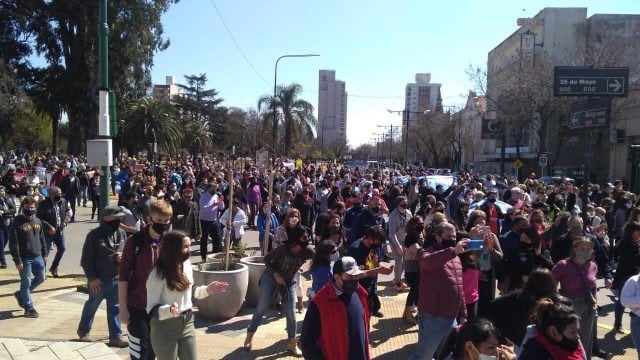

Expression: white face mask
xmin=478 ymin=355 xmax=497 ymax=360
xmin=330 ymin=251 xmax=340 ymax=263
xmin=289 ymin=217 xmax=299 ymax=226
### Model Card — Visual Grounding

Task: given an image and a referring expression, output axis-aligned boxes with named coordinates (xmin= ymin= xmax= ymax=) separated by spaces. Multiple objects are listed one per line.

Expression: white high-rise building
xmin=318 ymin=70 xmax=348 ymax=147
xmin=405 ymin=73 xmax=442 ymax=124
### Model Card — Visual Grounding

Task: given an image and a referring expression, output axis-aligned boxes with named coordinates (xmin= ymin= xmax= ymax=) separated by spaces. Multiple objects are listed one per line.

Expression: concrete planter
xmin=239 ymin=256 xmax=265 ymax=307
xmin=192 ymin=261 xmax=248 ymax=320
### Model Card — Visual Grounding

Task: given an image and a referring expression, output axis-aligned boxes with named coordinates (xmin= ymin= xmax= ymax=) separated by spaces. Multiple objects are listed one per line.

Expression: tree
xmin=0 ymin=61 xmax=29 ymax=147
xmin=11 ymin=109 xmax=53 ymax=152
xmin=1 ymin=0 xmax=179 ymax=154
xmin=412 ymin=112 xmax=454 ymax=168
xmin=124 ymin=98 xmax=183 ymax=157
xmin=257 ymin=83 xmax=316 ymax=156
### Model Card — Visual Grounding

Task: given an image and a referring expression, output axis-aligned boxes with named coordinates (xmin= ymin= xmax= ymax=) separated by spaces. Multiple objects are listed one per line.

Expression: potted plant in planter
xmin=239 ymin=254 xmax=265 ymax=307
xmin=192 ymin=166 xmax=249 ymax=320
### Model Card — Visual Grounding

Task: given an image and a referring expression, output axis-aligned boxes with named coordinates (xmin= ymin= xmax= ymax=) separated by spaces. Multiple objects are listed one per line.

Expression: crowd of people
xmin=2 ymin=150 xmax=640 ymax=359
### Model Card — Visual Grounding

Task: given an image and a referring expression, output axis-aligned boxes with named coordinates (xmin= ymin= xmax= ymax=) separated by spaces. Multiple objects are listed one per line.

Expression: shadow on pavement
xmin=374 ymin=343 xmax=415 ymax=359
xmin=219 ymin=341 xmax=291 ymax=360
xmin=601 ymin=329 xmax=633 ymax=357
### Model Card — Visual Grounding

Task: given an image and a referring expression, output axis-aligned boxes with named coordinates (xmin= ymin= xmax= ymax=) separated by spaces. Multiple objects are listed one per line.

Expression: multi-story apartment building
xmin=152 ymin=76 xmax=181 ymax=102
xmin=318 ymin=70 xmax=347 ymax=148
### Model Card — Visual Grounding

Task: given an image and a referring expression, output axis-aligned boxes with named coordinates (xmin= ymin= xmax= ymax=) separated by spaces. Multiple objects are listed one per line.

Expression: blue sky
xmin=151 ymin=0 xmax=639 ymax=147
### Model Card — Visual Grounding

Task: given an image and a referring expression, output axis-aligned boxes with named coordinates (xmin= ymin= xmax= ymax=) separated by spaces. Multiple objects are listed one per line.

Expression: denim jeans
xmin=410 ymin=313 xmax=456 ymax=360
xmin=18 ymin=255 xmax=46 ymax=310
xmin=79 ymin=185 xmax=88 ymax=206
xmin=248 ymin=272 xmax=297 ymax=339
xmin=0 ymin=226 xmax=7 ymax=264
xmin=78 ymin=276 xmax=122 ymax=340
xmin=630 ymin=313 xmax=640 ymax=358
xmin=45 ymin=231 xmax=66 ymax=270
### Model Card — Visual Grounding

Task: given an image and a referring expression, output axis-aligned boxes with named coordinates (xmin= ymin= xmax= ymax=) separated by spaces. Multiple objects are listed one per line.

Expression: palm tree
xmin=124 ymin=98 xmax=183 ymax=156
xmin=257 ymin=83 xmax=316 ymax=156
xmin=184 ymin=121 xmax=214 ymax=155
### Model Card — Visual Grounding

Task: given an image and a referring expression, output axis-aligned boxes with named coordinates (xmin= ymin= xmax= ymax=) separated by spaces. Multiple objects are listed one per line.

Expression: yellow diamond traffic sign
xmin=513 ymin=159 xmax=524 ymax=169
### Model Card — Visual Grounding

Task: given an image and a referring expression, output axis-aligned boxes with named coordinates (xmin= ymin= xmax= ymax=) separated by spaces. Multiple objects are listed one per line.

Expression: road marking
xmin=598 ymin=323 xmax=630 ymax=335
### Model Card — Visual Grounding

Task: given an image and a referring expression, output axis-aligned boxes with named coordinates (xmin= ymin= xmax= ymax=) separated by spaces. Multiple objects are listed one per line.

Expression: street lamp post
xmin=377 ymin=125 xmax=396 ymax=166
xmin=273 ymin=54 xmax=319 ymax=161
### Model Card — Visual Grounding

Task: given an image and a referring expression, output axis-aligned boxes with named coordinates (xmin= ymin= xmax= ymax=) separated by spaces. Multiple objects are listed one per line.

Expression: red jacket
xmin=312 ymin=283 xmax=371 ymax=360
xmin=418 ymin=245 xmax=467 ymax=319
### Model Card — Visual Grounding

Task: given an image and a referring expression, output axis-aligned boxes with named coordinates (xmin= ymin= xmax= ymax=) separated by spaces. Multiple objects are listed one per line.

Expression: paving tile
xmin=76 ymin=343 xmax=115 ymax=359
xmin=2 ymin=338 xmax=30 ymax=356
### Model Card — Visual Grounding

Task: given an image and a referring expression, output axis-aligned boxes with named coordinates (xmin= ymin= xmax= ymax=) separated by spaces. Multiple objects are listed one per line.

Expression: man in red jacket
xmin=300 ymin=256 xmax=371 ymax=360
xmin=411 ymin=222 xmax=469 ymax=360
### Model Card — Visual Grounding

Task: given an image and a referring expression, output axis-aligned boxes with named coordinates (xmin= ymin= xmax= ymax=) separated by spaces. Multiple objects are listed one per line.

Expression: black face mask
xmin=182 ymin=252 xmax=190 ymax=262
xmin=556 ymin=335 xmax=579 ymax=352
xmin=370 ymin=206 xmax=380 ymax=213
xmin=487 ymin=198 xmax=496 ymax=203
xmin=329 ymin=226 xmax=341 ymax=235
xmin=53 ymin=195 xmax=61 ymax=202
xmin=442 ymin=239 xmax=456 ymax=248
xmin=23 ymin=209 xmax=36 ymax=217
xmin=152 ymin=222 xmax=171 ymax=235
xmin=341 ymin=279 xmax=359 ymax=295
xmin=415 ymin=225 xmax=425 ymax=233
xmin=105 ymin=219 xmax=121 ymax=232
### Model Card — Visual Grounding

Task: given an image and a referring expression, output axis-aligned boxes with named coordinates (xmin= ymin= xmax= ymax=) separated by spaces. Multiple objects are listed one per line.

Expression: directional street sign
xmin=554 ymin=67 xmax=629 ymax=97
xmin=570 ymin=98 xmax=611 ymax=129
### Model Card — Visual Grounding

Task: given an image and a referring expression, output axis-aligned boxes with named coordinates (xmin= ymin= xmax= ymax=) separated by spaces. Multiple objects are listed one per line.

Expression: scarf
xmin=534 ymin=332 xmax=584 ymax=360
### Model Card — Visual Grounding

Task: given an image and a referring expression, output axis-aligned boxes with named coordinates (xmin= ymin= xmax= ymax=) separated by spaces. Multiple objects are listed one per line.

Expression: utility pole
xmin=98 ymin=0 xmax=111 ymax=214
xmin=377 ymin=125 xmax=396 ymax=166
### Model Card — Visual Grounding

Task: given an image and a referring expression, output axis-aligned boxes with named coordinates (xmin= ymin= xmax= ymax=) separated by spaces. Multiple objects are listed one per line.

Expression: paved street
xmin=0 ymin=199 xmax=636 ymax=359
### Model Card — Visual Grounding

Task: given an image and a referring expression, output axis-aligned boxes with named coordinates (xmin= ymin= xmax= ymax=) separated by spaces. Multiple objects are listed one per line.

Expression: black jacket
xmin=612 ymin=238 xmax=640 ymax=289
xmin=60 ymin=175 xmax=81 ymax=197
xmin=36 ymin=197 xmax=70 ymax=233
xmin=81 ymin=223 xmax=127 ymax=281
xmin=8 ymin=215 xmax=47 ymax=265
xmin=489 ymin=291 xmax=536 ymax=345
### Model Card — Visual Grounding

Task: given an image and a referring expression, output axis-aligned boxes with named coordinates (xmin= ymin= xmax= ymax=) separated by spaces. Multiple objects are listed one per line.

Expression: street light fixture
xmin=272 ymin=54 xmax=319 ymax=161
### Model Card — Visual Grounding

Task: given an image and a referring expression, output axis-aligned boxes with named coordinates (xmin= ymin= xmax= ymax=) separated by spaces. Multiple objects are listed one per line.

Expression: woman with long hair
xmin=442 ymin=318 xmax=516 ymax=360
xmin=146 ymin=231 xmax=229 ymax=360
xmin=309 ymin=239 xmax=339 ymax=298
xmin=245 ymin=226 xmax=314 ymax=357
xmin=402 ymin=215 xmax=425 ymax=325
xmin=552 ymin=237 xmax=597 ymax=357
xmin=465 ymin=210 xmax=503 ymax=317
xmin=612 ymin=221 xmax=640 ymax=332
xmin=318 ymin=213 xmax=347 ymax=253
xmin=273 ymin=208 xmax=302 ymax=249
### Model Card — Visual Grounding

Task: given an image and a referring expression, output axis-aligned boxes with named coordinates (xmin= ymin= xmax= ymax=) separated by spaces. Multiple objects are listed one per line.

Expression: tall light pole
xmin=273 ymin=54 xmax=319 ymax=161
xmin=320 ymin=115 xmax=337 ymax=160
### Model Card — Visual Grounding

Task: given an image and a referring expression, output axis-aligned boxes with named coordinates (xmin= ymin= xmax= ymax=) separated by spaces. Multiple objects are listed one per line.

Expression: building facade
xmin=405 ymin=73 xmax=442 ymax=123
xmin=152 ymin=76 xmax=181 ymax=102
xmin=478 ymin=7 xmax=640 ymax=184
xmin=318 ymin=70 xmax=348 ymax=148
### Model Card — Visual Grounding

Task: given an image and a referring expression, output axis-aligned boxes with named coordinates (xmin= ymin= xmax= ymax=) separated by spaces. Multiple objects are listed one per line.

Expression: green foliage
xmin=124 ymin=98 xmax=183 ymax=155
xmin=1 ymin=0 xmax=179 ymax=154
xmin=257 ymin=83 xmax=316 ymax=156
xmin=11 ymin=109 xmax=53 ymax=151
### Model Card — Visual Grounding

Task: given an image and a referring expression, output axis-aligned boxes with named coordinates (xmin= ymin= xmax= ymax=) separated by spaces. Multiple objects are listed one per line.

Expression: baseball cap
xmin=102 ymin=205 xmax=126 ymax=218
xmin=333 ymin=256 xmax=365 ymax=276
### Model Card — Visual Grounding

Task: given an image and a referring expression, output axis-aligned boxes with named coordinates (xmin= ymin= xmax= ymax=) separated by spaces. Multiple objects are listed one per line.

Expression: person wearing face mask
xmin=443 ymin=318 xmax=516 ymax=360
xmin=318 ymin=213 xmax=347 ymax=253
xmin=76 ymin=206 xmax=129 ymax=348
xmin=389 ymin=196 xmax=412 ymax=291
xmin=503 ymin=228 xmax=554 ymax=292
xmin=519 ymin=298 xmax=586 ymax=360
xmin=552 ymin=238 xmax=597 ymax=358
xmin=145 ymin=231 xmax=229 ymax=360
xmin=36 ymin=186 xmax=70 ymax=278
xmin=478 ymin=189 xmax=504 ymax=236
xmin=245 ymin=226 xmax=314 ymax=357
xmin=309 ymin=240 xmax=340 ymax=298
xmin=403 ymin=216 xmax=426 ymax=325
xmin=300 ymin=256 xmax=371 ymax=360
xmin=411 ymin=222 xmax=469 ymax=360
xmin=550 ymin=216 xmax=612 ymax=286
xmin=350 ymin=196 xmax=386 ymax=247
xmin=343 ymin=192 xmax=365 ymax=243
xmin=0 ymin=185 xmax=17 ymax=268
xmin=8 ymin=197 xmax=47 ymax=318
xmin=118 ymin=199 xmax=173 ymax=360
